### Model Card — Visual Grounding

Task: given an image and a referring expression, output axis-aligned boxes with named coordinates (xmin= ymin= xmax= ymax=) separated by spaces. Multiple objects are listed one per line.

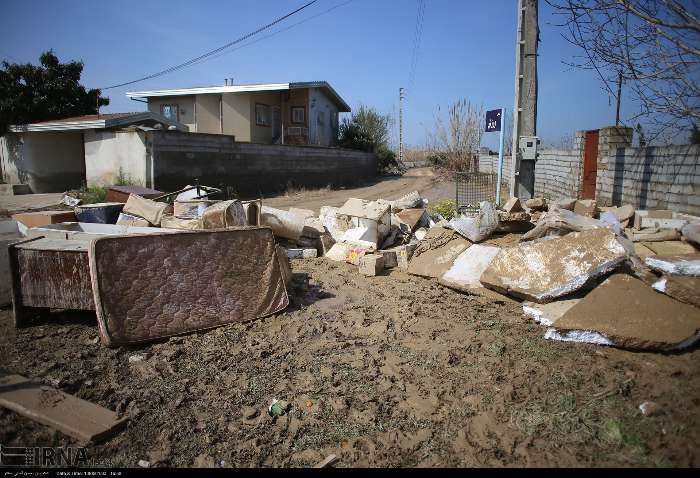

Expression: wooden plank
xmin=0 ymin=373 xmax=127 ymax=443
xmin=313 ymin=454 xmax=339 ymax=468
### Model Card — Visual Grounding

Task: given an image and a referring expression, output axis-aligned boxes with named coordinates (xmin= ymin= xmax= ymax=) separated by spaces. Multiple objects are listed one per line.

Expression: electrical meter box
xmin=519 ymin=136 xmax=540 ymax=160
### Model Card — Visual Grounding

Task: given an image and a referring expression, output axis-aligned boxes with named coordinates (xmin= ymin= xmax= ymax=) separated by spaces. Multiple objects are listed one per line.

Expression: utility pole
xmin=399 ymin=87 xmax=405 ymax=165
xmin=615 ymin=70 xmax=623 ymax=126
xmin=509 ymin=0 xmax=539 ymax=199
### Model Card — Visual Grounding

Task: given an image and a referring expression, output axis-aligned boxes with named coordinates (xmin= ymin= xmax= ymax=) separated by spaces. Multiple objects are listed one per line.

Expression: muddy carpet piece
xmin=407 ymin=227 xmax=471 ymax=279
xmin=480 ymin=228 xmax=626 ymax=303
xmin=546 ymin=274 xmax=700 ymax=351
xmin=89 ymin=228 xmax=289 ymax=346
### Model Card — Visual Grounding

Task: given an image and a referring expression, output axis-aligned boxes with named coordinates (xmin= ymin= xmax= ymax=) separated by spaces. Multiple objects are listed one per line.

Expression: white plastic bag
xmin=447 ymin=201 xmax=498 ymax=242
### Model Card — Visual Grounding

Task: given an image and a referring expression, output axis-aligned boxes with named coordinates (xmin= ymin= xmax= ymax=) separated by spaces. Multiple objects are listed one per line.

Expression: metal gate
xmin=454 ymin=172 xmax=497 ymax=214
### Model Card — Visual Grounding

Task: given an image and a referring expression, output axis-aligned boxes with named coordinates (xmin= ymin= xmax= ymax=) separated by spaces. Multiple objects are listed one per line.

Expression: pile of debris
xmin=277 ymin=193 xmax=700 ymax=352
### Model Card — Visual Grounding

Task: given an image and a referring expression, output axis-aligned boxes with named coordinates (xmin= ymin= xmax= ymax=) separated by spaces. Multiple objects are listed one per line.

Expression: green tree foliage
xmin=338 ymin=105 xmax=399 ymax=173
xmin=0 ymin=50 xmax=109 ymax=134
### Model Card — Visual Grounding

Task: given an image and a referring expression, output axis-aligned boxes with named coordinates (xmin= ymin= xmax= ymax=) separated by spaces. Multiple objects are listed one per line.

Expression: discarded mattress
xmin=480 ymin=228 xmax=626 ymax=303
xmin=438 ymin=244 xmax=500 ymax=292
xmin=407 ymin=227 xmax=471 ymax=279
xmin=89 ymin=228 xmax=289 ymax=346
xmin=544 ymin=274 xmax=700 ymax=351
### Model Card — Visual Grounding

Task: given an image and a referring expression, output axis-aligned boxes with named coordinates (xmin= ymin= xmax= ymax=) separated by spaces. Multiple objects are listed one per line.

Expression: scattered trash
xmin=116 ymin=212 xmax=150 ymax=227
xmin=286 ymin=248 xmax=318 ymax=259
xmin=639 ymin=401 xmax=662 ymax=417
xmin=682 ymin=223 xmax=700 ymax=247
xmin=74 ymin=202 xmax=125 ymax=224
xmin=62 ymin=193 xmax=81 ymax=207
xmin=408 ymin=227 xmax=471 ymax=279
xmin=525 ymin=197 xmax=547 ymax=211
xmin=521 ymin=205 xmax=607 ymax=241
xmin=480 ymin=228 xmax=627 ymax=303
xmin=261 ymin=206 xmax=305 ymax=241
xmin=439 ymin=244 xmax=500 ymax=292
xmin=448 ymin=201 xmax=498 ymax=242
xmin=138 ymin=460 xmax=151 ymax=468
xmin=314 ymin=454 xmax=339 ymax=468
xmin=268 ymin=399 xmax=290 ymax=417
xmin=652 ymin=275 xmax=700 ymax=308
xmin=644 ymin=254 xmax=700 ymax=276
xmin=544 ymin=274 xmax=700 ymax=351
xmin=359 ymin=253 xmax=385 ymax=276
xmin=573 ymin=199 xmax=597 ymax=217
xmin=0 ymin=372 xmax=128 ymax=443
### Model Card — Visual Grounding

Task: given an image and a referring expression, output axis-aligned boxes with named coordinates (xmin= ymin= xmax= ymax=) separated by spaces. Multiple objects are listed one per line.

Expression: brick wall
xmin=596 ymin=143 xmax=700 ymax=215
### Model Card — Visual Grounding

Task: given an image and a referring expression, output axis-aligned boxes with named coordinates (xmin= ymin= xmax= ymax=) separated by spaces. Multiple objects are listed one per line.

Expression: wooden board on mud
xmin=0 ymin=372 xmax=127 ymax=443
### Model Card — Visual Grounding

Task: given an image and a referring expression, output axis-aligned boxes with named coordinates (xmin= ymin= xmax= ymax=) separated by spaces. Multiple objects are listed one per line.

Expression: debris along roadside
xmin=277 ymin=190 xmax=699 ymax=351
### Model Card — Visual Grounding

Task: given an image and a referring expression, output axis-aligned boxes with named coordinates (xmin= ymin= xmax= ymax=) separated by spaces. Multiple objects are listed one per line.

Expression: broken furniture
xmin=1 ymin=220 xmax=23 ymax=306
xmin=105 ymin=185 xmax=163 ymax=203
xmin=9 ymin=229 xmax=290 ymax=346
xmin=23 ymin=222 xmax=179 ymax=241
xmin=9 ymin=238 xmax=94 ymax=327
xmin=74 ymin=202 xmax=125 ymax=224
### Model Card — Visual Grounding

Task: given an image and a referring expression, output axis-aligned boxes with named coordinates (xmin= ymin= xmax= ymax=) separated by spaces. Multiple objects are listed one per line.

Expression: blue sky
xmin=1 ymin=0 xmax=627 ymax=149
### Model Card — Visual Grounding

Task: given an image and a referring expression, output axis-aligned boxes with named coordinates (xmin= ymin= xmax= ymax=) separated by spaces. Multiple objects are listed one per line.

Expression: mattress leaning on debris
xmin=89 ymin=228 xmax=289 ymax=346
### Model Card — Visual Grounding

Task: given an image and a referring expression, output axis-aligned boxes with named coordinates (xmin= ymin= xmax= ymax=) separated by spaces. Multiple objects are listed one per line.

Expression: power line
xmin=406 ymin=0 xmax=426 ymax=97
xmin=101 ymin=0 xmax=319 ymax=90
xmin=189 ymin=0 xmax=356 ymax=67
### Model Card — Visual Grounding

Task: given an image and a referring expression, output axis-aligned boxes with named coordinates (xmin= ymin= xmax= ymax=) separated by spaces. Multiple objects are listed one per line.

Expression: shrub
xmin=429 ymin=198 xmax=457 ymax=221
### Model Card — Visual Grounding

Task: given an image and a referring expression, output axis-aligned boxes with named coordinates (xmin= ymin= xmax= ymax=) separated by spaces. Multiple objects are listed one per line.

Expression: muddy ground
xmin=1 ymin=256 xmax=699 ymax=468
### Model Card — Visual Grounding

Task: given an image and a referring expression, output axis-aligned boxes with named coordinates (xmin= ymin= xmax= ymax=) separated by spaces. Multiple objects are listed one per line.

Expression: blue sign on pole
xmin=485 ymin=109 xmax=502 ymax=132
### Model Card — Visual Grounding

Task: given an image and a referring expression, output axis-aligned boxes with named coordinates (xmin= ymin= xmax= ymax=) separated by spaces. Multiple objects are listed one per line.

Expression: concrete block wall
xmin=596 ymin=144 xmax=700 ymax=215
xmin=150 ymin=131 xmax=377 ymax=198
xmin=533 ymin=149 xmax=583 ymax=200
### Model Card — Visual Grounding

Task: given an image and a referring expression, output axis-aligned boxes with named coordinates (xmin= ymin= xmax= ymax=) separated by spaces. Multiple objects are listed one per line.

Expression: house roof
xmin=9 ymin=111 xmax=188 ymax=132
xmin=126 ymin=81 xmax=351 ymax=112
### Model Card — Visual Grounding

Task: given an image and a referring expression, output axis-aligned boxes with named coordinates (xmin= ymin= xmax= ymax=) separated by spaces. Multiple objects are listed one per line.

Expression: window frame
xmin=160 ymin=104 xmax=179 ymax=121
xmin=291 ymin=106 xmax=306 ymax=125
xmin=255 ymin=103 xmax=271 ymax=127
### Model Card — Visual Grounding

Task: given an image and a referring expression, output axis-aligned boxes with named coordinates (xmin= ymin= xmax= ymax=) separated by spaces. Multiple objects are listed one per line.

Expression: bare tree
xmin=547 ymin=0 xmax=700 ymax=142
xmin=428 ymin=99 xmax=485 ymax=171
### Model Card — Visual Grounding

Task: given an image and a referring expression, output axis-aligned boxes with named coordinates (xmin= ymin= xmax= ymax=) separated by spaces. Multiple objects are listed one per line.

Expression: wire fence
xmin=454 ymin=172 xmax=498 ymax=215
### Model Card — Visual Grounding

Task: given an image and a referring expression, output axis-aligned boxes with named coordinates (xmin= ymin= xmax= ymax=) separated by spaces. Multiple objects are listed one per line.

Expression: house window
xmin=291 ymin=106 xmax=305 ymax=124
xmin=255 ymin=103 xmax=270 ymax=126
xmin=160 ymin=104 xmax=179 ymax=121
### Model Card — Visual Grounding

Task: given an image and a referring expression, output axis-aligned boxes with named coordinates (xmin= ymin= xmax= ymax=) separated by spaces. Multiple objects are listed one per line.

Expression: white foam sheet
xmin=441 ymin=244 xmax=500 ymax=289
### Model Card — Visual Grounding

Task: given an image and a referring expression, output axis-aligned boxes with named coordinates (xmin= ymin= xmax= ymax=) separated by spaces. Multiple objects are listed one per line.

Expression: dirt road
xmin=1 ymin=257 xmax=698 ymax=467
xmin=262 ymin=168 xmax=454 ymax=213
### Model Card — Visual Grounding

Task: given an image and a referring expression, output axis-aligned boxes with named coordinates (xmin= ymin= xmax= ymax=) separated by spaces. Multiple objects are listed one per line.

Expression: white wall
xmin=84 ymin=130 xmax=148 ymax=187
xmin=0 ymin=131 xmax=85 ymax=193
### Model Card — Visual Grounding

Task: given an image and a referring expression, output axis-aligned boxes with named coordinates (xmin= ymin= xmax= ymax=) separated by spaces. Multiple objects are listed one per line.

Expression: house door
xmin=582 ymin=129 xmax=599 ymax=199
xmin=271 ymin=106 xmax=281 ymax=143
